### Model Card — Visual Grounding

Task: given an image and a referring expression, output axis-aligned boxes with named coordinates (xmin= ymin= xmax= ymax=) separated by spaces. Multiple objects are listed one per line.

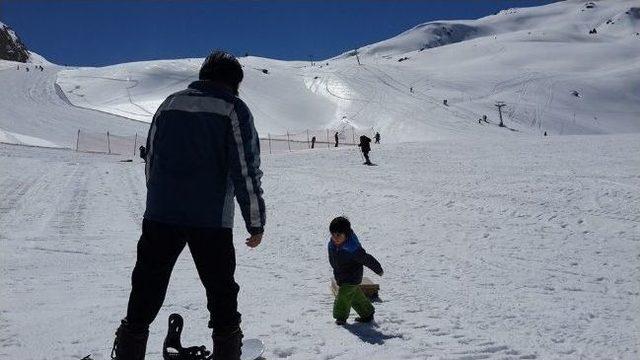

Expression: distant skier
xmin=334 ymin=132 xmax=339 ymax=147
xmin=483 ymin=115 xmax=488 ymax=123
xmin=311 ymin=136 xmax=316 ymax=149
xmin=138 ymin=145 xmax=146 ymax=161
xmin=544 ymin=131 xmax=548 ymax=136
xmin=410 ymin=86 xmax=413 ymax=93
xmin=358 ymin=135 xmax=372 ymax=165
xmin=443 ymin=99 xmax=448 ymax=106
xmin=111 ymin=51 xmax=266 ymax=360
xmin=374 ymin=132 xmax=380 ymax=144
xmin=328 ymin=217 xmax=383 ymax=325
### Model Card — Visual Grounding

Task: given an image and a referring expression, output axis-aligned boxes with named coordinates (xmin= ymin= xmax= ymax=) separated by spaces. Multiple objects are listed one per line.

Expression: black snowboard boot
xmin=111 ymin=319 xmax=149 ymax=360
xmin=211 ymin=326 xmax=243 ymax=360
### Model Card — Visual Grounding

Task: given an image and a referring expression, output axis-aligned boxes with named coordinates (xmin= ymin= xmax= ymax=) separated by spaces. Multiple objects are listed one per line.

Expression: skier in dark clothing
xmin=358 ymin=135 xmax=372 ymax=165
xmin=334 ymin=132 xmax=339 ymax=147
xmin=111 ymin=51 xmax=266 ymax=360
xmin=138 ymin=146 xmax=146 ymax=161
xmin=328 ymin=217 xmax=383 ymax=325
xmin=311 ymin=136 xmax=316 ymax=149
xmin=374 ymin=132 xmax=380 ymax=144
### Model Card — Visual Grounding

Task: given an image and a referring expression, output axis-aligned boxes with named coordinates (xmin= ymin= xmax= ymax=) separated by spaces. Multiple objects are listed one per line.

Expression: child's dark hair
xmin=330 ymin=216 xmax=352 ymax=235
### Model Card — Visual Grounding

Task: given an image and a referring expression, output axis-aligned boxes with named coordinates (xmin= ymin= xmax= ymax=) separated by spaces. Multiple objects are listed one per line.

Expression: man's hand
xmin=246 ymin=233 xmax=263 ymax=248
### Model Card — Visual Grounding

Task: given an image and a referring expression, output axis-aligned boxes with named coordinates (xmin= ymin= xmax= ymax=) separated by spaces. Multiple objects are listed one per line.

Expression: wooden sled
xmin=331 ymin=276 xmax=379 ymax=299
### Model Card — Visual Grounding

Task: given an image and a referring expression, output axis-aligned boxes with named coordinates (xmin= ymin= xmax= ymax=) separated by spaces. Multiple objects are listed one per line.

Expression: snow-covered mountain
xmin=51 ymin=0 xmax=639 ymax=143
xmin=1 ymin=0 xmax=639 ymax=147
xmin=0 ymin=20 xmax=49 ymax=64
xmin=0 ymin=21 xmax=30 ymax=62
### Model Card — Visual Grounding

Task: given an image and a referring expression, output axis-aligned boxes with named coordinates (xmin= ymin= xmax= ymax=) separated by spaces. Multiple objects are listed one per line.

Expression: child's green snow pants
xmin=333 ymin=284 xmax=374 ymax=321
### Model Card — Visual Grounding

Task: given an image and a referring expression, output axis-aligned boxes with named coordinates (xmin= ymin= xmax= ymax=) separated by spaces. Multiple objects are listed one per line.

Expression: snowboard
xmin=240 ymin=338 xmax=265 ymax=360
xmin=163 ymin=338 xmax=264 ymax=360
xmin=163 ymin=313 xmax=264 ymax=360
xmin=81 ymin=313 xmax=264 ymax=360
xmin=81 ymin=340 xmax=263 ymax=360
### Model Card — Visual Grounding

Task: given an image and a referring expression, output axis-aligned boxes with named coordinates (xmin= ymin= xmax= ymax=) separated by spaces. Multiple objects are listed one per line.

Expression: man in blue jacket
xmin=112 ymin=51 xmax=266 ymax=360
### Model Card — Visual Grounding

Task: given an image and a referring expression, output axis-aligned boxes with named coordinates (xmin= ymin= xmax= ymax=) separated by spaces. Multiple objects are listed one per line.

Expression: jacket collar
xmin=188 ymin=80 xmax=236 ymax=99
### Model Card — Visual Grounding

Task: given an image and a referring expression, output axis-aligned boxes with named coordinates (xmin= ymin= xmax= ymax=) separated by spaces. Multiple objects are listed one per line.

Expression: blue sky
xmin=1 ymin=0 xmax=557 ymax=66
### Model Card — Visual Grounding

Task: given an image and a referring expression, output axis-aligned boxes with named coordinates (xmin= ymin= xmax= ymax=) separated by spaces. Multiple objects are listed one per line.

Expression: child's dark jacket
xmin=328 ymin=233 xmax=383 ymax=286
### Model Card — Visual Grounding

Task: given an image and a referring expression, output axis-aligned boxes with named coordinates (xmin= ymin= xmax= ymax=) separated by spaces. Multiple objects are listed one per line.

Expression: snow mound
xmin=347 ymin=22 xmax=484 ymax=58
xmin=597 ymin=7 xmax=640 ymax=36
xmin=0 ymin=128 xmax=63 ymax=148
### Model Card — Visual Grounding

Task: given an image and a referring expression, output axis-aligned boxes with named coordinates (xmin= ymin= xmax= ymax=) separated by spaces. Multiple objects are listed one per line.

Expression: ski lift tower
xmin=495 ymin=101 xmax=506 ymax=127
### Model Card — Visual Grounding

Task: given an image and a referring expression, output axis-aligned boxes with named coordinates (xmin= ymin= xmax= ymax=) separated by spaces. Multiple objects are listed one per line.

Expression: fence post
xmin=306 ymin=129 xmax=310 ymax=149
xmin=268 ymin=133 xmax=272 ymax=154
xmin=75 ymin=129 xmax=80 ymax=151
xmin=107 ymin=131 xmax=111 ymax=154
xmin=352 ymin=129 xmax=355 ymax=145
xmin=326 ymin=129 xmax=330 ymax=148
xmin=133 ymin=133 xmax=138 ymax=156
xmin=286 ymin=131 xmax=291 ymax=152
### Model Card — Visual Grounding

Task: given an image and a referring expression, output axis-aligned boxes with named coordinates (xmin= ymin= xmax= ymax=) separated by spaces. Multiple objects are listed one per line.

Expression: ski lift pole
xmin=495 ymin=102 xmax=506 ymax=127
xmin=75 ymin=129 xmax=80 ymax=152
xmin=107 ymin=131 xmax=111 ymax=154
xmin=287 ymin=131 xmax=291 ymax=152
xmin=306 ymin=129 xmax=310 ymax=149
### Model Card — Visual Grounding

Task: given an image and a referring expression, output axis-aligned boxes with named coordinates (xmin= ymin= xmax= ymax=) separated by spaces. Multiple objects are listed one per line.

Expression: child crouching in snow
xmin=328 ymin=216 xmax=383 ymax=325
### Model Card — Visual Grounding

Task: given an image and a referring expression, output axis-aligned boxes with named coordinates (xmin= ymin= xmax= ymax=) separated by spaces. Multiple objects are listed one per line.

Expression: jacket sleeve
xmin=354 ymin=248 xmax=383 ymax=275
xmin=227 ymin=99 xmax=266 ymax=235
xmin=144 ymin=97 xmax=170 ymax=184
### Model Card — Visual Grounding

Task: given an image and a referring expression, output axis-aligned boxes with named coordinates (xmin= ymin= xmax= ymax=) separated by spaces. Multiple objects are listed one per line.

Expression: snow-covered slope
xmin=1 ymin=133 xmax=639 ymax=359
xmin=0 ymin=61 xmax=148 ymax=148
xmin=50 ymin=0 xmax=640 ymax=141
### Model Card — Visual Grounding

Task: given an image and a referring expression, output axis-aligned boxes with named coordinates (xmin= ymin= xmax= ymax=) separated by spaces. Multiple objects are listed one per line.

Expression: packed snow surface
xmin=1 ymin=0 xmax=639 ymax=359
xmin=1 ymin=134 xmax=639 ymax=359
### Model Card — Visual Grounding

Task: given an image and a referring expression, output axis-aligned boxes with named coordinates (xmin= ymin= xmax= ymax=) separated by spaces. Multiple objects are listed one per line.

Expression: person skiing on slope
xmin=138 ymin=146 xmax=146 ymax=161
xmin=358 ymin=135 xmax=373 ymax=165
xmin=374 ymin=132 xmax=380 ymax=144
xmin=111 ymin=51 xmax=266 ymax=360
xmin=334 ymin=132 xmax=339 ymax=147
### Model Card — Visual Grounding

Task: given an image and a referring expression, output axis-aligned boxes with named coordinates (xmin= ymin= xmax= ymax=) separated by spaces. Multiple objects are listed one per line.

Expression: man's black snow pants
xmin=126 ymin=218 xmax=241 ymax=332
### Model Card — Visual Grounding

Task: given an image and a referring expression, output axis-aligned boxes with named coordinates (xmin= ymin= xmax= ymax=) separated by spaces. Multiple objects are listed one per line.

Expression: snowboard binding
xmin=163 ymin=313 xmax=211 ymax=360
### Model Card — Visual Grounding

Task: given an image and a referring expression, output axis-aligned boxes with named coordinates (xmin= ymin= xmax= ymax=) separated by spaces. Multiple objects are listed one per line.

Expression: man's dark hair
xmin=199 ymin=51 xmax=243 ymax=95
xmin=330 ymin=216 xmax=352 ymax=235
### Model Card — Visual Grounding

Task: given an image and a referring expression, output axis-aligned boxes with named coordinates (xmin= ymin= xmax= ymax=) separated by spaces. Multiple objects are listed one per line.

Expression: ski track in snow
xmin=1 ymin=133 xmax=638 ymax=359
